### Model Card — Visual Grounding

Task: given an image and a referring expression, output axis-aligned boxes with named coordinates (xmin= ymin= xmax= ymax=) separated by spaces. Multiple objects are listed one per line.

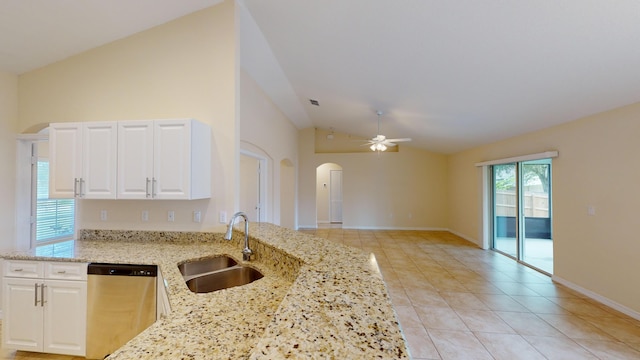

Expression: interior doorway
xmin=316 ymin=163 xmax=343 ymax=226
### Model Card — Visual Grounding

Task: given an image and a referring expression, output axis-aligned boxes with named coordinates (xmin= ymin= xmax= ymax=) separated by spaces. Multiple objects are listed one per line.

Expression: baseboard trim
xmin=552 ymin=275 xmax=640 ymax=321
xmin=448 ymin=230 xmax=480 ymax=247
xmin=341 ymin=226 xmax=449 ymax=231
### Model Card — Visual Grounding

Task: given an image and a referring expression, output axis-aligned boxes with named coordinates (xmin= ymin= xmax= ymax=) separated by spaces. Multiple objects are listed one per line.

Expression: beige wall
xmin=447 ymin=101 xmax=640 ymax=314
xmin=17 ymin=2 xmax=236 ymax=233
xmin=279 ymin=159 xmax=295 ymax=229
xmin=239 ymin=70 xmax=298 ymax=226
xmin=0 ymin=71 xmax=18 ymax=250
xmin=298 ymin=128 xmax=449 ymax=229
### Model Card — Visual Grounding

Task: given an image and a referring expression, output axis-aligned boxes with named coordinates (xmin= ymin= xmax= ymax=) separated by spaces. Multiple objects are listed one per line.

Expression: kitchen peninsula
xmin=2 ymin=223 xmax=409 ymax=359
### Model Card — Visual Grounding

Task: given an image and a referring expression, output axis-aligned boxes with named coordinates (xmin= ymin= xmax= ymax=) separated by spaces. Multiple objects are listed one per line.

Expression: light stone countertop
xmin=1 ymin=223 xmax=409 ymax=359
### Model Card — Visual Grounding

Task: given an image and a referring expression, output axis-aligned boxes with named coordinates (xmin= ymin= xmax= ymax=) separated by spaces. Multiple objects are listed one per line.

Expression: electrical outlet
xmin=219 ymin=211 xmax=227 ymax=223
xmin=142 ymin=210 xmax=149 ymax=222
xmin=100 ymin=210 xmax=108 ymax=221
xmin=193 ymin=211 xmax=201 ymax=223
xmin=168 ymin=210 xmax=175 ymax=222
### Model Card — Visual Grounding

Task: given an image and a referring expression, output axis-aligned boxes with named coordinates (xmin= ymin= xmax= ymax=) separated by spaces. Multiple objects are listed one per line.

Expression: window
xmin=36 ymin=159 xmax=75 ymax=243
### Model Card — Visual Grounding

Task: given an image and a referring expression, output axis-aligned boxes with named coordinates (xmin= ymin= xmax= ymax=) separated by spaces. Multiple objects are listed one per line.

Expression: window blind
xmin=36 ymin=161 xmax=75 ymax=242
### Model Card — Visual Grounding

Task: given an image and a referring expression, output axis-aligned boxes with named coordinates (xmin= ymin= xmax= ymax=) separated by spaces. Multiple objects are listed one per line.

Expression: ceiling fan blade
xmin=384 ymin=138 xmax=412 ymax=143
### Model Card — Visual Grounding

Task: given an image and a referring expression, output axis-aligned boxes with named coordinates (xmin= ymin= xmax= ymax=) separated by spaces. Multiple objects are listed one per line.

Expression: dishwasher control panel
xmin=88 ymin=263 xmax=157 ymax=277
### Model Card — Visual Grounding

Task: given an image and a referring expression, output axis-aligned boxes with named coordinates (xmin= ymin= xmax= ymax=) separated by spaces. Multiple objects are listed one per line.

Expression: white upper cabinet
xmin=49 ymin=122 xmax=117 ymax=199
xmin=117 ymin=121 xmax=154 ymax=199
xmin=118 ymin=119 xmax=211 ymax=200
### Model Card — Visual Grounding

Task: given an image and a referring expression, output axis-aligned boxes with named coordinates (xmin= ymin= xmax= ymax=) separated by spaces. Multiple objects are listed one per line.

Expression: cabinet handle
xmin=41 ymin=284 xmax=46 ymax=307
xmin=57 ymin=270 xmax=66 ymax=274
xmin=152 ymin=178 xmax=157 ymax=198
xmin=74 ymin=178 xmax=79 ymax=197
xmin=79 ymin=178 xmax=85 ymax=198
xmin=13 ymin=268 xmax=23 ymax=272
xmin=34 ymin=283 xmax=39 ymax=306
xmin=146 ymin=178 xmax=151 ymax=198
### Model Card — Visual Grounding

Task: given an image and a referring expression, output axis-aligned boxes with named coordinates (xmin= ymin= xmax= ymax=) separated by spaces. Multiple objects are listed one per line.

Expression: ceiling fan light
xmin=370 ymin=144 xmax=376 ymax=151
xmin=370 ymin=143 xmax=387 ymax=152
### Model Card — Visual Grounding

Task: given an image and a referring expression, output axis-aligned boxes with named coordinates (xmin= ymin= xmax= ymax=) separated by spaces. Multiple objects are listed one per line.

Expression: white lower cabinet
xmin=2 ymin=260 xmax=87 ymax=356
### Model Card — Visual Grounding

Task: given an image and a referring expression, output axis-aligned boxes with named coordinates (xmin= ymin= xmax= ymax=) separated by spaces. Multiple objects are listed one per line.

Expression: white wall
xmin=239 ymin=70 xmax=298 ymax=226
xmin=298 ymin=128 xmax=449 ymax=229
xmin=0 ymin=71 xmax=18 ymax=250
xmin=17 ymin=2 xmax=236 ymax=232
xmin=448 ymin=100 xmax=640 ymax=316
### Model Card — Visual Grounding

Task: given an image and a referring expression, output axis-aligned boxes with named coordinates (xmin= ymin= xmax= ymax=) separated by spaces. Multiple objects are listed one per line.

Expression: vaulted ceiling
xmin=3 ymin=0 xmax=640 ymax=153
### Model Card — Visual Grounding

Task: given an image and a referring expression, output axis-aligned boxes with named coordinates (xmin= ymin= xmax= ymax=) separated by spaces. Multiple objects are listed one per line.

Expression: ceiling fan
xmin=365 ymin=111 xmax=412 ymax=151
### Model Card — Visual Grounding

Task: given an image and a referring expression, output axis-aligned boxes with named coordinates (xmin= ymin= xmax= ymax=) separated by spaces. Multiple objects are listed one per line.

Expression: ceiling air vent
xmin=309 ymin=99 xmax=320 ymax=106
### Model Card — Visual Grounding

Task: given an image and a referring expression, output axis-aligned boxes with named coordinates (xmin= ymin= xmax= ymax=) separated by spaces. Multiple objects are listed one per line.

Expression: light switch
xmin=100 ymin=210 xmax=108 ymax=221
xmin=587 ymin=205 xmax=596 ymax=216
xmin=142 ymin=210 xmax=149 ymax=222
xmin=193 ymin=211 xmax=201 ymax=223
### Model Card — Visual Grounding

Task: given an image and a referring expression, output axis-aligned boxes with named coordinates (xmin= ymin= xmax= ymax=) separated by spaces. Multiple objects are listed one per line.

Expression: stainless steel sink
xmin=178 ymin=256 xmax=237 ymax=278
xmin=185 ymin=266 xmax=263 ymax=293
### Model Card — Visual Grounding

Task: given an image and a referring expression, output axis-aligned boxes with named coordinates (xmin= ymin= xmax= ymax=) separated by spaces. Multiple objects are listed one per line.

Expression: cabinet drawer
xmin=45 ymin=262 xmax=88 ymax=281
xmin=4 ymin=260 xmax=44 ymax=278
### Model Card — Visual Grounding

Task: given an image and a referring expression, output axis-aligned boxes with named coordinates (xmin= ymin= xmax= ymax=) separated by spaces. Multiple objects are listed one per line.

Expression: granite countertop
xmin=1 ymin=223 xmax=409 ymax=359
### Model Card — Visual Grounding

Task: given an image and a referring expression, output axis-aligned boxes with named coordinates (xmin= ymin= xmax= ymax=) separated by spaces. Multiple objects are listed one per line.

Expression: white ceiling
xmin=242 ymin=0 xmax=640 ymax=153
xmin=2 ymin=1 xmax=640 ymax=153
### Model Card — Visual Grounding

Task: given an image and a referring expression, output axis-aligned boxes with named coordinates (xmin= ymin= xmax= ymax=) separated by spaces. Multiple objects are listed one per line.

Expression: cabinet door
xmin=43 ymin=280 xmax=87 ymax=356
xmin=82 ymin=122 xmax=117 ymax=199
xmin=49 ymin=123 xmax=83 ymax=199
xmin=117 ymin=120 xmax=154 ymax=199
xmin=2 ymin=278 xmax=43 ymax=352
xmin=153 ymin=120 xmax=192 ymax=199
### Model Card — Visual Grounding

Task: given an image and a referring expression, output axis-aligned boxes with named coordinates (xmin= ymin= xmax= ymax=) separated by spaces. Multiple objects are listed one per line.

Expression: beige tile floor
xmin=2 ymin=229 xmax=639 ymax=359
xmin=302 ymin=228 xmax=640 ymax=360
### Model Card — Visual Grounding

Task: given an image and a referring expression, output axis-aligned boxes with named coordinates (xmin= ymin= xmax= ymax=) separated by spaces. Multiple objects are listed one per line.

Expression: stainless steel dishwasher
xmin=86 ymin=263 xmax=157 ymax=359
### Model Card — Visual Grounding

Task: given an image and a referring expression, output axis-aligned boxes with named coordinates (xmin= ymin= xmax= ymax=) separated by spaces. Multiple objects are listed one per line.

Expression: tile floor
xmin=301 ymin=228 xmax=640 ymax=360
xmin=2 ymin=229 xmax=639 ymax=359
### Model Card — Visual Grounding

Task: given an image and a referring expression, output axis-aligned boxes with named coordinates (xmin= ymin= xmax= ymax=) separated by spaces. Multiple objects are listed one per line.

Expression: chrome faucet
xmin=224 ymin=211 xmax=253 ymax=261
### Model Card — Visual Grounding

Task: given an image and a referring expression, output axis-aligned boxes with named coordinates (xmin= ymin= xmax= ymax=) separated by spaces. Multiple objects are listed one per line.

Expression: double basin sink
xmin=178 ymin=256 xmax=263 ymax=293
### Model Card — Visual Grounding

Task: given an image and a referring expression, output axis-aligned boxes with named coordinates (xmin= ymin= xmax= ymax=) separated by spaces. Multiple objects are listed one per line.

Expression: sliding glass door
xmin=492 ymin=159 xmax=553 ymax=274
xmin=493 ymin=164 xmax=517 ymax=257
xmin=521 ymin=160 xmax=552 ymax=272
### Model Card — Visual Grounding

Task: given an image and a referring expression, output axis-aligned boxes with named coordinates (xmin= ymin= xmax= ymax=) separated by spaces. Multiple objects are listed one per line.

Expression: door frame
xmin=477 ymin=151 xmax=558 ymax=274
xmin=16 ymin=134 xmax=49 ymax=251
